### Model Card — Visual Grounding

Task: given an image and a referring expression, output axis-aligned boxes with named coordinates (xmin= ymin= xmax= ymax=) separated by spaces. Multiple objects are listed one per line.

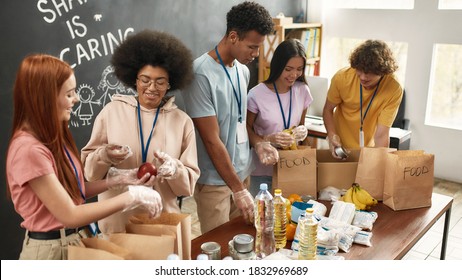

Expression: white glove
xmin=154 ymin=151 xmax=180 ymax=180
xmin=254 ymin=141 xmax=279 ymax=165
xmin=327 ymin=134 xmax=344 ymax=159
xmin=232 ymin=189 xmax=255 ymax=224
xmin=263 ymin=131 xmax=294 ymax=148
xmin=101 ymin=144 xmax=132 ymax=165
xmin=106 ymin=167 xmax=156 ymax=190
xmin=292 ymin=125 xmax=308 ymax=142
xmin=124 ymin=185 xmax=162 ymax=218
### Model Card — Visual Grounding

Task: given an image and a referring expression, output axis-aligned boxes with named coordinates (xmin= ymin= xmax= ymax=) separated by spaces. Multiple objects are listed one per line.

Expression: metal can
xmin=230 ymin=234 xmax=256 ymax=260
xmin=201 ymin=241 xmax=221 ymax=260
xmin=334 ymin=146 xmax=348 ymax=159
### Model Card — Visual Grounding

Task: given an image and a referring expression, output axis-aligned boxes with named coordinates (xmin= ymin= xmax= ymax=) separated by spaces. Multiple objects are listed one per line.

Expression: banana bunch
xmin=282 ymin=126 xmax=297 ymax=150
xmin=341 ymin=183 xmax=378 ymax=210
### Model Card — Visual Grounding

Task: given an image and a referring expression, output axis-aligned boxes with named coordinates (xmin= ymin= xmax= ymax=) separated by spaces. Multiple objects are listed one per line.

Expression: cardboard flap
xmin=317 ymin=149 xmax=361 ymax=191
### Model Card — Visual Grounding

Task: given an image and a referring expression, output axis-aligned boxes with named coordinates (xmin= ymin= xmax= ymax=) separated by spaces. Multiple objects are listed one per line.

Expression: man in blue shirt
xmin=183 ymin=1 xmax=274 ymax=233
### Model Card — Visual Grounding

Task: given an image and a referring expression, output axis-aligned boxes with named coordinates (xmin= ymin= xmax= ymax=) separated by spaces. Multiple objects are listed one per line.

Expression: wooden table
xmin=191 ymin=192 xmax=453 ymax=260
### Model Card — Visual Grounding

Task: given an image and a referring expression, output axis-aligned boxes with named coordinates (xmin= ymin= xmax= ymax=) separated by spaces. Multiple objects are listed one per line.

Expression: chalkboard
xmin=0 ymin=0 xmax=298 ymax=259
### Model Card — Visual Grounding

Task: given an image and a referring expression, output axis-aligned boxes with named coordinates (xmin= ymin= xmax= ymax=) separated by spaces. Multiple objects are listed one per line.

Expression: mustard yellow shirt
xmin=327 ymin=67 xmax=403 ymax=148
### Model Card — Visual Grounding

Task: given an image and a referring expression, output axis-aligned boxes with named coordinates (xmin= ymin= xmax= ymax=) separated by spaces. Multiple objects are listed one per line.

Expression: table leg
xmin=440 ymin=206 xmax=452 ymax=260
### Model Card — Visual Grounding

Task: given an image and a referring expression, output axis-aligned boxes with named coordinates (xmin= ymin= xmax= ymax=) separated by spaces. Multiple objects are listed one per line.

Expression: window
xmin=425 ymin=44 xmax=462 ymax=130
xmin=326 ymin=0 xmax=414 ymax=9
xmin=322 ymin=38 xmax=408 ymax=86
xmin=439 ymin=0 xmax=462 ymax=9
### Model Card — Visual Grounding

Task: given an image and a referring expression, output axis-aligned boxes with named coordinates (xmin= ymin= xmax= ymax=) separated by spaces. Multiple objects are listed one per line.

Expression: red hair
xmin=7 ymin=54 xmax=82 ymax=201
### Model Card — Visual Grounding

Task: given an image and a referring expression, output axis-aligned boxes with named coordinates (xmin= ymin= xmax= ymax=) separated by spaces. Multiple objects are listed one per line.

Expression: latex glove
xmin=254 ymin=141 xmax=279 ymax=165
xmin=154 ymin=151 xmax=179 ymax=180
xmin=106 ymin=167 xmax=156 ymax=190
xmin=292 ymin=125 xmax=308 ymax=142
xmin=263 ymin=131 xmax=294 ymax=148
xmin=123 ymin=185 xmax=162 ymax=218
xmin=327 ymin=134 xmax=344 ymax=159
xmin=101 ymin=144 xmax=132 ymax=165
xmin=232 ymin=189 xmax=255 ymax=224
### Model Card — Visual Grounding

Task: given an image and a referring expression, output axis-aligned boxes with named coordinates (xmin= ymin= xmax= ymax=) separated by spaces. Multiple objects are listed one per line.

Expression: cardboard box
xmin=317 ymin=149 xmax=361 ymax=192
xmin=272 ymin=16 xmax=293 ymax=25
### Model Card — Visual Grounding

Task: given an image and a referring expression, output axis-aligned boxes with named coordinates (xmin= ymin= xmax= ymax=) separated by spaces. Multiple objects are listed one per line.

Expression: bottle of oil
xmin=254 ymin=183 xmax=275 ymax=259
xmin=298 ymin=208 xmax=317 ymax=260
xmin=273 ymin=189 xmax=287 ymax=250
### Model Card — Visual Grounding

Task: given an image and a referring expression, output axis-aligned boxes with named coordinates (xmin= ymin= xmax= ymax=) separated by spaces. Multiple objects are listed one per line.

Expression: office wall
xmin=0 ymin=0 xmax=299 ymax=260
xmin=315 ymin=0 xmax=462 ymax=183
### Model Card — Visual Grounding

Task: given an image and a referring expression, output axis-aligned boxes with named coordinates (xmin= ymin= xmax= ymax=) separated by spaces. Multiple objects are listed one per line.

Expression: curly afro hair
xmin=349 ymin=39 xmax=398 ymax=76
xmin=226 ymin=1 xmax=274 ymax=38
xmin=111 ymin=30 xmax=194 ymax=91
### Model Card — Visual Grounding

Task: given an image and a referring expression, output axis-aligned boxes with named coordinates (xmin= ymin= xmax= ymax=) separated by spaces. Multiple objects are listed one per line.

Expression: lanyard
xmin=273 ymin=82 xmax=293 ymax=130
xmin=64 ymin=146 xmax=99 ymax=235
xmin=215 ymin=46 xmax=243 ymax=123
xmin=63 ymin=146 xmax=86 ymax=201
xmin=137 ymin=100 xmax=161 ymax=163
xmin=359 ymin=77 xmax=383 ymax=131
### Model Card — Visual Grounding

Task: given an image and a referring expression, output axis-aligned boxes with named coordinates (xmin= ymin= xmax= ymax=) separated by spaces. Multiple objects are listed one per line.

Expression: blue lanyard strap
xmin=137 ymin=100 xmax=161 ymax=163
xmin=215 ymin=46 xmax=243 ymax=123
xmin=63 ymin=146 xmax=86 ymax=201
xmin=360 ymin=77 xmax=383 ymax=131
xmin=273 ymin=83 xmax=293 ymax=130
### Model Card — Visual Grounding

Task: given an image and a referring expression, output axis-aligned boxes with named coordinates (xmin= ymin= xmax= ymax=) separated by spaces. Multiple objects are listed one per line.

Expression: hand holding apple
xmin=137 ymin=162 xmax=158 ymax=179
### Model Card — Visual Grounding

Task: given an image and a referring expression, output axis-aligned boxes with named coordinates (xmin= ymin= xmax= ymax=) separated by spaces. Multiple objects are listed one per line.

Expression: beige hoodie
xmin=81 ymin=94 xmax=199 ymax=234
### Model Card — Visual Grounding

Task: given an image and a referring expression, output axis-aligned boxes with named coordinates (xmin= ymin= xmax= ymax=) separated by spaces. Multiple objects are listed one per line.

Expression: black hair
xmin=265 ymin=39 xmax=307 ymax=84
xmin=111 ymin=30 xmax=194 ymax=91
xmin=226 ymin=1 xmax=274 ymax=38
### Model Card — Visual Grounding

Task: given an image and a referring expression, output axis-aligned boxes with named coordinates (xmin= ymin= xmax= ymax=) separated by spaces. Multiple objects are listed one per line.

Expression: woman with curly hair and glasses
xmin=323 ymin=39 xmax=403 ymax=158
xmin=81 ymin=30 xmax=200 ymax=235
xmin=6 ymin=54 xmax=162 ymax=259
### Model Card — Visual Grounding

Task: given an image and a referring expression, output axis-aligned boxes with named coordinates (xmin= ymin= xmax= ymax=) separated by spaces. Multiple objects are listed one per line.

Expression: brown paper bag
xmin=68 ymin=237 xmax=131 ymax=260
xmin=383 ymin=150 xmax=434 ymax=210
xmin=272 ymin=146 xmax=317 ymax=198
xmin=355 ymin=147 xmax=396 ymax=201
xmin=109 ymin=233 xmax=175 ymax=260
xmin=128 ymin=213 xmax=191 ymax=260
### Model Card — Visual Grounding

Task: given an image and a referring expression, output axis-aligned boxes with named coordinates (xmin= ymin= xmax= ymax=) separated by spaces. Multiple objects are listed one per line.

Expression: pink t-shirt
xmin=248 ymin=81 xmax=313 ymax=176
xmin=6 ymin=131 xmax=85 ymax=232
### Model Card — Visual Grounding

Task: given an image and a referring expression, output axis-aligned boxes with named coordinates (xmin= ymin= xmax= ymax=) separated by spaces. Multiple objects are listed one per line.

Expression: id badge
xmin=359 ymin=129 xmax=364 ymax=148
xmin=236 ymin=121 xmax=248 ymax=144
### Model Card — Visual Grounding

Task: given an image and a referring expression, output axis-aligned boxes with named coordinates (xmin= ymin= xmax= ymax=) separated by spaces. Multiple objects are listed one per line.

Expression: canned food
xmin=334 ymin=146 xmax=348 ymax=159
xmin=201 ymin=241 xmax=221 ymax=260
xmin=233 ymin=234 xmax=254 ymax=253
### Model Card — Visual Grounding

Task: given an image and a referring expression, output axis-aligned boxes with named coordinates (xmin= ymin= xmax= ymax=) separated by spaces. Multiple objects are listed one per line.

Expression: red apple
xmin=137 ymin=162 xmax=157 ymax=179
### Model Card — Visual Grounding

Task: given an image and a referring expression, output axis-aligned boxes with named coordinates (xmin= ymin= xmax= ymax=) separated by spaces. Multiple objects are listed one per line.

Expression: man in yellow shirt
xmin=323 ymin=40 xmax=403 ymax=158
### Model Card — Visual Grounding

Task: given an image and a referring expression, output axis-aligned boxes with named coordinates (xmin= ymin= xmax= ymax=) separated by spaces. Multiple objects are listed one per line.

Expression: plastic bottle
xmin=254 ymin=183 xmax=275 ymax=259
xmin=273 ymin=189 xmax=287 ymax=250
xmin=298 ymin=208 xmax=318 ymax=260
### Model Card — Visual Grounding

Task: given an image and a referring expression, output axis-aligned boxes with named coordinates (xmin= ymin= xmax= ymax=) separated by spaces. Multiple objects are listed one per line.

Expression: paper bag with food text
xmin=128 ymin=212 xmax=191 ymax=260
xmin=355 ymin=147 xmax=396 ymax=201
xmin=383 ymin=150 xmax=434 ymax=210
xmin=272 ymin=146 xmax=317 ymax=198
xmin=108 ymin=233 xmax=175 ymax=260
xmin=68 ymin=237 xmax=132 ymax=260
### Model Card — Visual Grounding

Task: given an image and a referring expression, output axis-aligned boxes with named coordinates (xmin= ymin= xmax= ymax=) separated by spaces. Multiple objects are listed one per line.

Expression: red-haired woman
xmin=6 ymin=54 xmax=162 ymax=260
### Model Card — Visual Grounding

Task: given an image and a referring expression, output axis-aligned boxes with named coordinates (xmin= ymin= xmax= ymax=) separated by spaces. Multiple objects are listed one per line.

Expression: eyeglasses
xmin=137 ymin=75 xmax=170 ymax=91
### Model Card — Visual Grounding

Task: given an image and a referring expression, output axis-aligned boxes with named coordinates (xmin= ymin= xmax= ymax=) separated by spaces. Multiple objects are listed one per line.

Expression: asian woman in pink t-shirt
xmin=247 ymin=39 xmax=313 ymax=196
